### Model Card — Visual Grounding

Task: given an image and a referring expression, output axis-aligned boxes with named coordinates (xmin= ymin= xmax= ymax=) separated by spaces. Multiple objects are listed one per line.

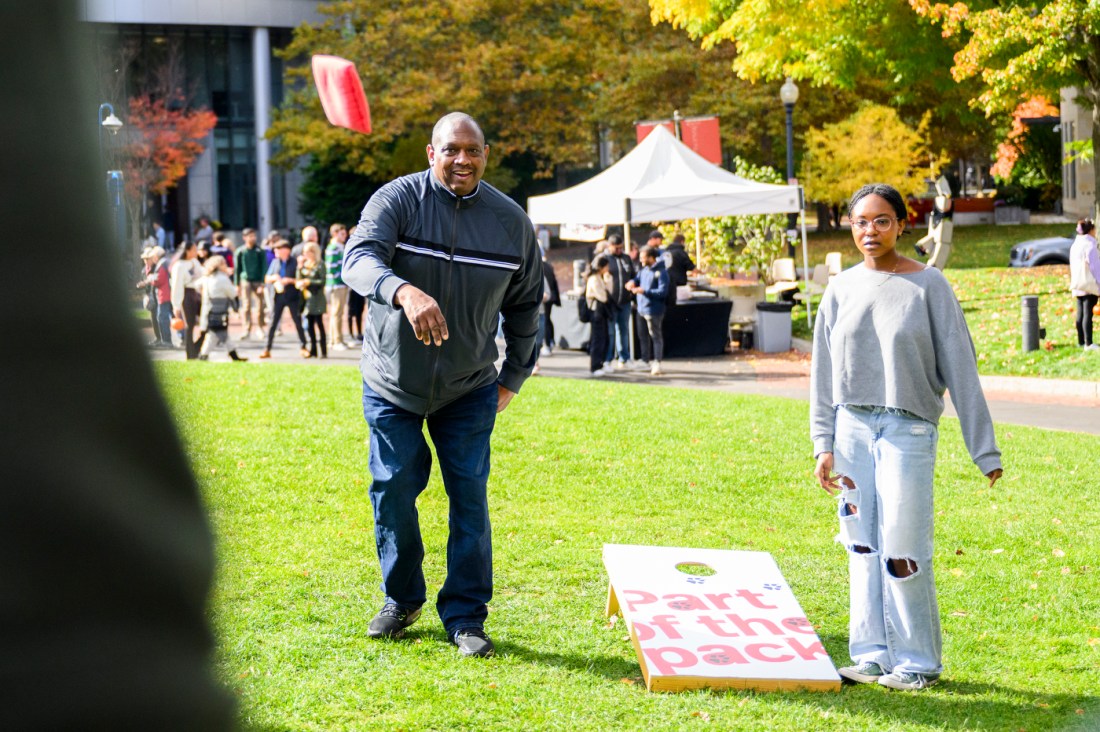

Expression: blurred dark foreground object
xmin=0 ymin=3 xmax=234 ymax=729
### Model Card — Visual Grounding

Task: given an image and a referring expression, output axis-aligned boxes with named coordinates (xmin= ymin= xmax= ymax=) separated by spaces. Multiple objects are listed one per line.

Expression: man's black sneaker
xmin=367 ymin=603 xmax=422 ymax=639
xmin=451 ymin=627 xmax=494 ymax=658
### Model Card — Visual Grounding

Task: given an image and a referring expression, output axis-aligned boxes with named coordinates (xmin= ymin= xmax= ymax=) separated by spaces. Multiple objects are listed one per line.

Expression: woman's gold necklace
xmin=877 ymin=257 xmax=901 ymax=286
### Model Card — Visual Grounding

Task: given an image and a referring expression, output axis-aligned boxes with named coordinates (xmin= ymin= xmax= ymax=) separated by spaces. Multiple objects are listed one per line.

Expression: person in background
xmin=149 ymin=246 xmax=173 ymax=348
xmin=292 ymin=224 xmax=318 ymax=260
xmin=235 ymin=227 xmax=267 ymax=340
xmin=208 ymin=231 xmax=234 ymax=275
xmin=195 ymin=240 xmax=211 ymax=267
xmin=1069 ymin=218 xmax=1100 ymax=352
xmin=585 ymin=254 xmax=612 ymax=377
xmin=625 ymin=245 xmax=669 ymax=376
xmin=170 ymin=240 xmax=205 ymax=359
xmin=152 ymin=220 xmax=166 ymax=248
xmin=663 ymin=232 xmax=696 ymax=304
xmin=645 ymin=229 xmax=664 ymax=253
xmin=262 ymin=229 xmax=280 ymax=331
xmin=297 ymin=241 xmax=328 ymax=359
xmin=137 ymin=247 xmax=164 ymax=347
xmin=811 ymin=182 xmax=1002 ymax=691
xmin=347 ymin=285 xmax=366 ymax=344
xmin=604 ymin=234 xmax=640 ymax=370
xmin=539 ymin=245 xmax=560 ymax=356
xmin=260 ymin=239 xmax=309 ymax=359
xmin=326 ymin=222 xmax=350 ymax=351
xmin=194 ymin=216 xmax=214 ymax=244
xmin=197 ymin=255 xmax=246 ymax=362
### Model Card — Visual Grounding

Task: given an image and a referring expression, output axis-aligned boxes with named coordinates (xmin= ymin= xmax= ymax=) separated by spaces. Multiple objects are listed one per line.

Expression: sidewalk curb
xmin=980 ymin=375 xmax=1100 ymax=404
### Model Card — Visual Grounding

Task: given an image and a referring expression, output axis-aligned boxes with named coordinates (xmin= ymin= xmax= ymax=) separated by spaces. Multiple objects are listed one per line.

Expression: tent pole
xmin=694 ymin=218 xmax=702 ymax=270
xmin=800 ymin=194 xmax=812 ymax=327
xmin=625 ymin=198 xmax=636 ymax=363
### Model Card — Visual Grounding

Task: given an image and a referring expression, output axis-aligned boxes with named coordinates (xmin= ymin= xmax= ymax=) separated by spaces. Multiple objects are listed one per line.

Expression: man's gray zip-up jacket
xmin=343 ymin=169 xmax=543 ymax=415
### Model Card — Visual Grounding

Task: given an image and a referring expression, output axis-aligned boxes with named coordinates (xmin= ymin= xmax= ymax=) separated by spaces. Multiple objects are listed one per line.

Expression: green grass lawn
xmin=162 ymin=363 xmax=1100 ymax=731
xmin=787 ymin=224 xmax=1099 ymax=380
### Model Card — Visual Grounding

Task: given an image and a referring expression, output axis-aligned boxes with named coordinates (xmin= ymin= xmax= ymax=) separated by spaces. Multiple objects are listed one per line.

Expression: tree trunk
xmin=815 ymin=201 xmax=834 ymax=232
xmin=1092 ymin=96 xmax=1100 ymax=222
xmin=1082 ymin=37 xmax=1100 ymax=221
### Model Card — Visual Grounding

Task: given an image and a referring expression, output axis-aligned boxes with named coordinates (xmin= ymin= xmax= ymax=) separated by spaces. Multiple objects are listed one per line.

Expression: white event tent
xmin=527 ymin=124 xmax=813 ymax=323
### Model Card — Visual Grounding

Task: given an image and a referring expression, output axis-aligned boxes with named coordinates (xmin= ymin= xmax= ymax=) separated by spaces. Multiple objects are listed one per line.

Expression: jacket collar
xmin=428 ymin=168 xmax=482 ymax=209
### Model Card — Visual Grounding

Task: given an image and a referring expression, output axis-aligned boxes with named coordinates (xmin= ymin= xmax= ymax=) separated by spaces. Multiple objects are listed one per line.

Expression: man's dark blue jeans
xmin=361 ymin=380 xmax=498 ymax=635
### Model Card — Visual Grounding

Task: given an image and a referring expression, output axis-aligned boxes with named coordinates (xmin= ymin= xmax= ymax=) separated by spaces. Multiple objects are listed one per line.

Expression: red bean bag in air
xmin=311 ymin=55 xmax=372 ymax=134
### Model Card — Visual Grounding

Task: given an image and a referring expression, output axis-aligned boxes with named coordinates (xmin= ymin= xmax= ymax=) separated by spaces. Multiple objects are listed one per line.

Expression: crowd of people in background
xmin=136 ymin=218 xmax=368 ymax=362
xmin=579 ymin=228 xmax=694 ymax=378
xmin=136 ymin=219 xmax=705 ymax=370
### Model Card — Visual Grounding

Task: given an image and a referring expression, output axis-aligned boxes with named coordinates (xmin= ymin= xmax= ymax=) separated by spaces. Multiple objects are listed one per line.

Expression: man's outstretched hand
xmin=395 ymin=284 xmax=449 ymax=346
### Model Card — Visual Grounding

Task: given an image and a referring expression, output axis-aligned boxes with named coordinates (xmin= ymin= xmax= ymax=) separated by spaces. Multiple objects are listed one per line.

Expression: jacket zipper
xmin=423 ymin=195 xmax=460 ymax=414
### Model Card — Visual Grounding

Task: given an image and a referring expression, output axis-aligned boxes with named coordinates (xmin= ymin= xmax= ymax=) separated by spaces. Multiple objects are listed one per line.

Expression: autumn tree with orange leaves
xmin=121 ymin=93 xmax=216 ymax=242
xmin=96 ymin=40 xmax=216 ymax=252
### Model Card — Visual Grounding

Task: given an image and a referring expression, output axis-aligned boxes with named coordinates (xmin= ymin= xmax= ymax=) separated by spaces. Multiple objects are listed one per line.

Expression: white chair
xmin=794 ymin=264 xmax=831 ymax=304
xmin=825 ymin=251 xmax=843 ymax=277
xmin=729 ymin=295 xmax=757 ymax=349
xmin=765 ymin=258 xmax=798 ymax=300
xmin=729 ymin=295 xmax=758 ymax=326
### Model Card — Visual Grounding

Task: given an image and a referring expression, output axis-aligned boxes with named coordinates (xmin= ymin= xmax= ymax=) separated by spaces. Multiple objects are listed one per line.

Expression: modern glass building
xmin=79 ymin=1 xmax=323 ymax=241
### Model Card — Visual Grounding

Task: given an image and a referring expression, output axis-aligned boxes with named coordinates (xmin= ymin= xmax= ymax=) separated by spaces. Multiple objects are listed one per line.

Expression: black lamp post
xmin=98 ymin=103 xmax=127 ymax=259
xmin=779 ymin=77 xmax=799 ymax=256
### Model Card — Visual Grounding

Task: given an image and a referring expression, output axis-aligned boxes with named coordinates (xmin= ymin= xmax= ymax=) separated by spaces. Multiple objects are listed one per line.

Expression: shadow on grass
xmin=504 ymin=630 xmax=1097 ymax=729
xmin=793 ymin=678 xmax=1097 ymax=730
xmin=498 ymin=640 xmax=643 ymax=681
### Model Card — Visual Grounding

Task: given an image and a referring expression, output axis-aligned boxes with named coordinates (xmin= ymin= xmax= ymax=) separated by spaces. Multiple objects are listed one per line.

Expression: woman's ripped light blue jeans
xmin=832 ymin=405 xmax=942 ymax=677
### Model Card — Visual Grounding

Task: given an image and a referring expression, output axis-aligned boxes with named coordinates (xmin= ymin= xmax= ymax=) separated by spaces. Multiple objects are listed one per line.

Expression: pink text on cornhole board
xmin=604 ymin=544 xmax=840 ymax=692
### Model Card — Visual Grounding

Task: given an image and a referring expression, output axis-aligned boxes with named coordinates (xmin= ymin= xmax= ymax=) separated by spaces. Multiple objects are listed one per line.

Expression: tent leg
xmin=694 ymin=218 xmax=702 ymax=269
xmin=800 ymin=210 xmax=811 ymax=328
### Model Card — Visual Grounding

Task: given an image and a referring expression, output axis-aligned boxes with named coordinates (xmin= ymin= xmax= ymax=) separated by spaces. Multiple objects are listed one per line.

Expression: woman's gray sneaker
xmin=878 ymin=671 xmax=938 ymax=690
xmin=837 ymin=661 xmax=885 ymax=684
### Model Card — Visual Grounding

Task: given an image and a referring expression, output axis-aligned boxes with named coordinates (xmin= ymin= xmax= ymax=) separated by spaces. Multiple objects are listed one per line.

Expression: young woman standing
xmin=810 ymin=183 xmax=1003 ymax=691
xmin=1069 ymin=218 xmax=1100 ymax=350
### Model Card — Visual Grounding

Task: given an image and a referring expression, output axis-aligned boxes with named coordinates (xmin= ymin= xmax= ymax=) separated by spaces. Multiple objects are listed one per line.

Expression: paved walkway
xmin=149 ymin=321 xmax=1100 ymax=436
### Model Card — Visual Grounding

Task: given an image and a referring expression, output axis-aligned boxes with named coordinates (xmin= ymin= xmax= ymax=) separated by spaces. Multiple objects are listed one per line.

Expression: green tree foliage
xmin=270 ymin=0 xmax=848 ymax=215
xmin=657 ymin=157 xmax=789 ymax=278
xmin=648 ymin=0 xmax=996 ymax=164
xmin=910 ymin=0 xmax=1100 ymax=215
xmin=270 ymin=0 xmax=622 ymax=186
xmin=802 ymin=105 xmax=933 ymax=208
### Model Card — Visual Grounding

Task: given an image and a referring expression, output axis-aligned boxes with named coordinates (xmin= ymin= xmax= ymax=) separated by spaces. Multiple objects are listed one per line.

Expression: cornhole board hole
xmin=603 ymin=544 xmax=841 ymax=692
xmin=311 ymin=55 xmax=372 ymax=134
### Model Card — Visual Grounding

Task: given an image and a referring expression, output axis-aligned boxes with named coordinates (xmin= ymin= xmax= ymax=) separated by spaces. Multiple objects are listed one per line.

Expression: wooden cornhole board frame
xmin=603 ymin=544 xmax=841 ymax=692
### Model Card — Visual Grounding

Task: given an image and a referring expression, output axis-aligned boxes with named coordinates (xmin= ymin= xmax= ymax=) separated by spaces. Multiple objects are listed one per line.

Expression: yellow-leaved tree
xmin=802 ymin=105 xmax=941 ymax=215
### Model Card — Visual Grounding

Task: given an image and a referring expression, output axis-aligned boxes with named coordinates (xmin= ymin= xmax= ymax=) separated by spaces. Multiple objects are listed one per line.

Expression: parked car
xmin=1009 ymin=236 xmax=1072 ymax=267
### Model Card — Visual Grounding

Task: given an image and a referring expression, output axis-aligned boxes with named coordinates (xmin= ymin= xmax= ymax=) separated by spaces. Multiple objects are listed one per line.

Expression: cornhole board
xmin=603 ymin=544 xmax=841 ymax=692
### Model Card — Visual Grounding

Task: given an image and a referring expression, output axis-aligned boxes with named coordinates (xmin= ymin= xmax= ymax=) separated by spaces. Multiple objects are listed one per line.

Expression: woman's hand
xmin=814 ymin=452 xmax=843 ymax=495
xmin=986 ymin=468 xmax=1003 ymax=488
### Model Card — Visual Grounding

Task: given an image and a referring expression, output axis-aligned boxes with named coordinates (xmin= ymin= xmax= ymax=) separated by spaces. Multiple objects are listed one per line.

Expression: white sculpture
xmin=915 ymin=176 xmax=953 ymax=270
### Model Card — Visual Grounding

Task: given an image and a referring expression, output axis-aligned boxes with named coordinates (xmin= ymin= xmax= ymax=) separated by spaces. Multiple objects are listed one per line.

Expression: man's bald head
xmin=432 ymin=112 xmax=484 ymax=148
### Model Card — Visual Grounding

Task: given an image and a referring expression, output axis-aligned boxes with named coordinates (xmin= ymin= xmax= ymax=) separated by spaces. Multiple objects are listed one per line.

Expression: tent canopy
xmin=527 ymin=125 xmax=801 ymax=225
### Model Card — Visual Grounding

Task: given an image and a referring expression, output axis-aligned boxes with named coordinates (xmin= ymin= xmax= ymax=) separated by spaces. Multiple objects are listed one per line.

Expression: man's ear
xmin=426 ymin=144 xmax=434 ymax=165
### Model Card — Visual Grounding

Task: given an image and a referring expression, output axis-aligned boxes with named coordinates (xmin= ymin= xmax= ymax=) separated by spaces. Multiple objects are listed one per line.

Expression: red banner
xmin=636 ymin=116 xmax=721 ymax=165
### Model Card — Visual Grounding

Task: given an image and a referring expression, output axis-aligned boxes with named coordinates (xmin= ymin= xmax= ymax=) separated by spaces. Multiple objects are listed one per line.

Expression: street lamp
xmin=779 ymin=77 xmax=799 ymax=256
xmin=98 ymin=103 xmax=127 ymax=260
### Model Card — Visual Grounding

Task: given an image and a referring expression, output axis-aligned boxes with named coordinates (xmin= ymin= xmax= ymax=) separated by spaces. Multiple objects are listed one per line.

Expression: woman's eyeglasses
xmin=852 ymin=216 xmax=898 ymax=232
